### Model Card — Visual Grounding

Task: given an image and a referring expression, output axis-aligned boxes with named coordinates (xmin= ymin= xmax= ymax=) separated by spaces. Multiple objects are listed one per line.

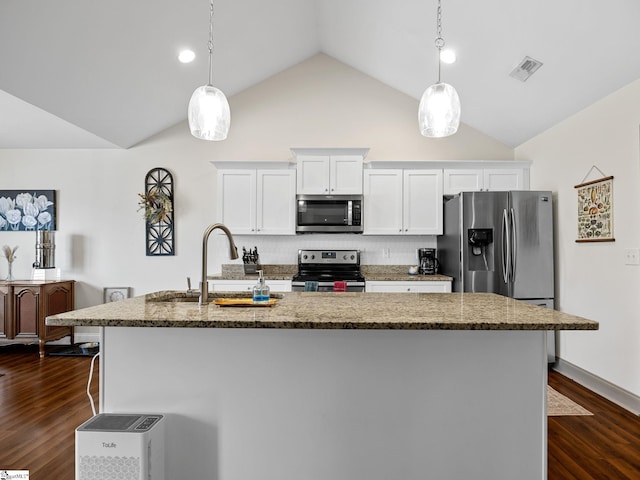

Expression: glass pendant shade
xmin=418 ymin=82 xmax=460 ymax=138
xmin=188 ymin=85 xmax=230 ymax=141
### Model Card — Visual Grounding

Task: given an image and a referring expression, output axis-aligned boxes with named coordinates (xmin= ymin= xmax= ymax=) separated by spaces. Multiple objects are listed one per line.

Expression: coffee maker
xmin=418 ymin=248 xmax=439 ymax=275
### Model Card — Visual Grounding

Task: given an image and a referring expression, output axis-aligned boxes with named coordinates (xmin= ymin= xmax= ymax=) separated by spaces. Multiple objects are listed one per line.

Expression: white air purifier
xmin=75 ymin=414 xmax=165 ymax=480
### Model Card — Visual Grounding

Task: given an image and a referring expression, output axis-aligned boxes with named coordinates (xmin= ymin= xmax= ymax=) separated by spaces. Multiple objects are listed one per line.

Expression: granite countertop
xmin=46 ymin=290 xmax=598 ymax=331
xmin=213 ymin=264 xmax=452 ymax=282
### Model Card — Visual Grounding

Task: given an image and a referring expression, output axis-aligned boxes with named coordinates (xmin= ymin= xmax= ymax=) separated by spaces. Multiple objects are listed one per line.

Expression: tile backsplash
xmin=211 ymin=234 xmax=437 ymax=272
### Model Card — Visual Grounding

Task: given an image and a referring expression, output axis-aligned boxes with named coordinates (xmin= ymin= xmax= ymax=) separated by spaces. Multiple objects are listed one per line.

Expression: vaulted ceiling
xmin=1 ymin=0 xmax=639 ymax=149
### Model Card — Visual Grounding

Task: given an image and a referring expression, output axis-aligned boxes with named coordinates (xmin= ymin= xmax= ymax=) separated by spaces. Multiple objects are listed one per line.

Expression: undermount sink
xmin=148 ymin=291 xmax=283 ymax=303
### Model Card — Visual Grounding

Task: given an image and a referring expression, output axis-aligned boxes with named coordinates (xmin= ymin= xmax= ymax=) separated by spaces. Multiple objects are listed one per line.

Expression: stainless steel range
xmin=291 ymin=249 xmax=365 ymax=292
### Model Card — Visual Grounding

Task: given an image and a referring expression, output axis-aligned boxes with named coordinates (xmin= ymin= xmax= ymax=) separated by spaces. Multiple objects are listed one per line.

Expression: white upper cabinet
xmin=403 ymin=170 xmax=443 ymax=234
xmin=363 ymin=169 xmax=443 ymax=235
xmin=295 ymin=155 xmax=329 ymax=194
xmin=217 ymin=169 xmax=256 ymax=234
xmin=217 ymin=168 xmax=296 ymax=235
xmin=443 ymin=169 xmax=484 ymax=194
xmin=292 ymin=148 xmax=367 ymax=195
xmin=256 ymin=169 xmax=297 ymax=234
xmin=443 ymin=165 xmax=529 ymax=195
xmin=329 ymin=155 xmax=364 ymax=194
xmin=483 ymin=168 xmax=527 ymax=191
xmin=363 ymin=169 xmax=403 ymax=234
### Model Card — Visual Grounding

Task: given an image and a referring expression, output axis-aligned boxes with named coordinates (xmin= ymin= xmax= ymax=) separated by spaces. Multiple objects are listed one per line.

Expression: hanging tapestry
xmin=575 ymin=176 xmax=614 ymax=242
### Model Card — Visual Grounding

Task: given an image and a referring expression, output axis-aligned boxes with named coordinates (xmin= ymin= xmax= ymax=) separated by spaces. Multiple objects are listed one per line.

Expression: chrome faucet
xmin=200 ymin=223 xmax=239 ymax=305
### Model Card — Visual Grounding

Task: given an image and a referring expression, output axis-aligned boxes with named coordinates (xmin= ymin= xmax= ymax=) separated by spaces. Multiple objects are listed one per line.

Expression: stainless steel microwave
xmin=296 ymin=194 xmax=363 ymax=233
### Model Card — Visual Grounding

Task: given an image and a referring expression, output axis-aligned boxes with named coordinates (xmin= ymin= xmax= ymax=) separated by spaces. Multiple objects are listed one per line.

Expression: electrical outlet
xmin=625 ymin=248 xmax=640 ymax=265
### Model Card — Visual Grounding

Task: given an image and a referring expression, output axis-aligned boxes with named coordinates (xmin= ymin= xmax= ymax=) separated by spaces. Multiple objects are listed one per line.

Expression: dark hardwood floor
xmin=1 ymin=346 xmax=639 ymax=480
xmin=548 ymin=370 xmax=640 ymax=479
xmin=0 ymin=345 xmax=99 ymax=480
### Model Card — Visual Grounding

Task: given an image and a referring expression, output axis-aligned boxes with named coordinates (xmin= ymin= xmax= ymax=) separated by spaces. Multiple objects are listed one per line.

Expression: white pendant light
xmin=188 ymin=0 xmax=230 ymax=141
xmin=418 ymin=0 xmax=460 ymax=138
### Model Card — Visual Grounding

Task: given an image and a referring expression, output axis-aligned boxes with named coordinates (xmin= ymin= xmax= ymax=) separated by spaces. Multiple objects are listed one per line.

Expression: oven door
xmin=291 ymin=281 xmax=365 ymax=292
xmin=296 ymin=195 xmax=363 ymax=233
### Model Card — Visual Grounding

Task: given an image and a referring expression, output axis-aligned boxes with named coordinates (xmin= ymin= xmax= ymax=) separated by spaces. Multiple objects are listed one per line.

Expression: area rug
xmin=547 ymin=386 xmax=593 ymax=416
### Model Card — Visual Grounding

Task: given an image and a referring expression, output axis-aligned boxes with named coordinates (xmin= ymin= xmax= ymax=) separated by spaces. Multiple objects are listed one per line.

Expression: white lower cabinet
xmin=365 ymin=281 xmax=451 ymax=293
xmin=210 ymin=280 xmax=292 ymax=293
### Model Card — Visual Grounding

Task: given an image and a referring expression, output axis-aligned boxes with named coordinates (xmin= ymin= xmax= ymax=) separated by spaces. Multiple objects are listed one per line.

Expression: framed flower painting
xmin=0 ymin=190 xmax=56 ymax=231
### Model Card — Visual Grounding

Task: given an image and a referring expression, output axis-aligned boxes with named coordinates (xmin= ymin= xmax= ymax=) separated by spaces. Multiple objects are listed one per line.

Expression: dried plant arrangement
xmin=2 ymin=245 xmax=18 ymax=263
xmin=2 ymin=245 xmax=18 ymax=281
xmin=137 ymin=188 xmax=173 ymax=224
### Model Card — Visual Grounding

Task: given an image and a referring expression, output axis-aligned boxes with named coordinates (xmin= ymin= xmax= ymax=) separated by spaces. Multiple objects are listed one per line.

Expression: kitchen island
xmin=47 ymin=291 xmax=597 ymax=480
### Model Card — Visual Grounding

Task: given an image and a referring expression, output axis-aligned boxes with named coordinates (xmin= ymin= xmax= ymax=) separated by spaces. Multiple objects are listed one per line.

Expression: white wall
xmin=0 ymin=54 xmax=513 ymax=339
xmin=516 ymin=79 xmax=640 ymax=397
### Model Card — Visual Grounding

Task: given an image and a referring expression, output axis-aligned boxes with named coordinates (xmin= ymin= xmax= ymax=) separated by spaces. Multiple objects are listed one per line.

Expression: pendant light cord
xmin=208 ymin=0 xmax=214 ymax=86
xmin=435 ymin=0 xmax=445 ymax=83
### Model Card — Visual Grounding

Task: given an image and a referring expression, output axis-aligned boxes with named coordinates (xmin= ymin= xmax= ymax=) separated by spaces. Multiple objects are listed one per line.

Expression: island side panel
xmin=102 ymin=327 xmax=547 ymax=480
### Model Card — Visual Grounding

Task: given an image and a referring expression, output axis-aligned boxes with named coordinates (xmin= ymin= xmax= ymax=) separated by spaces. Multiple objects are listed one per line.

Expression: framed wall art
xmin=104 ymin=287 xmax=131 ymax=303
xmin=575 ymin=173 xmax=614 ymax=243
xmin=0 ymin=190 xmax=56 ymax=231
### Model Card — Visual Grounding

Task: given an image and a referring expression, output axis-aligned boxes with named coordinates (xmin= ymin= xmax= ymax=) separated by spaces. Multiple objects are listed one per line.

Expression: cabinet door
xmin=330 ymin=155 xmax=363 ymax=194
xmin=14 ymin=286 xmax=39 ymax=338
xmin=403 ymin=170 xmax=443 ymax=235
xmin=42 ymin=282 xmax=74 ymax=339
xmin=363 ymin=170 xmax=403 ymax=234
xmin=211 ymin=280 xmax=292 ymax=293
xmin=256 ymin=170 xmax=296 ymax=235
xmin=0 ymin=286 xmax=10 ymax=338
xmin=217 ymin=170 xmax=257 ymax=234
xmin=296 ymin=156 xmax=330 ymax=194
xmin=483 ymin=168 xmax=527 ymax=191
xmin=443 ymin=169 xmax=483 ymax=195
xmin=365 ymin=281 xmax=452 ymax=293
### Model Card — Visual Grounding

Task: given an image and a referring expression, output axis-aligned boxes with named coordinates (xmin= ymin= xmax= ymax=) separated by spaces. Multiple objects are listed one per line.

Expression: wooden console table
xmin=0 ymin=280 xmax=75 ymax=357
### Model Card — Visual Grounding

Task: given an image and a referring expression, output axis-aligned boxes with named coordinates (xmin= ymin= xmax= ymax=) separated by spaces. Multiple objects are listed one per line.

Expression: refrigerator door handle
xmin=510 ymin=207 xmax=517 ymax=282
xmin=501 ymin=208 xmax=510 ymax=283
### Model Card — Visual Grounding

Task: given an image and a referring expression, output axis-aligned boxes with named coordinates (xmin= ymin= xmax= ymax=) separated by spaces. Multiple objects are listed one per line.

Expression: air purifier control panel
xmin=135 ymin=415 xmax=162 ymax=431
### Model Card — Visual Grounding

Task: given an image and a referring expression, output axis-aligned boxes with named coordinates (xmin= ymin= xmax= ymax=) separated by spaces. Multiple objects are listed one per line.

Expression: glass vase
xmin=6 ymin=261 xmax=14 ymax=282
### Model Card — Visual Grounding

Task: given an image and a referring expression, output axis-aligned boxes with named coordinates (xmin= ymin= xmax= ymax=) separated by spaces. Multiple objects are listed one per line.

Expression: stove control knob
xmin=350 ymin=255 xmax=355 ymax=260
xmin=303 ymin=254 xmax=308 ymax=260
xmin=343 ymin=254 xmax=348 ymax=260
xmin=311 ymin=254 xmax=315 ymax=260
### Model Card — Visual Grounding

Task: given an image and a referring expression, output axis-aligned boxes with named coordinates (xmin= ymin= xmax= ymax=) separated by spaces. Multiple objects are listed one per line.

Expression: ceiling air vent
xmin=509 ymin=56 xmax=543 ymax=82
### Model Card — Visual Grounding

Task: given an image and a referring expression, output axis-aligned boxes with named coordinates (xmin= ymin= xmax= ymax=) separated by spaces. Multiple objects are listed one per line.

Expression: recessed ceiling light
xmin=440 ymin=49 xmax=456 ymax=64
xmin=178 ymin=50 xmax=196 ymax=64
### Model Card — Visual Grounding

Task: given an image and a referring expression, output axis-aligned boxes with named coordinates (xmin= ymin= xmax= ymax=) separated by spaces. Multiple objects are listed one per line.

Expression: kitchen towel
xmin=333 ymin=281 xmax=347 ymax=292
xmin=304 ymin=281 xmax=319 ymax=292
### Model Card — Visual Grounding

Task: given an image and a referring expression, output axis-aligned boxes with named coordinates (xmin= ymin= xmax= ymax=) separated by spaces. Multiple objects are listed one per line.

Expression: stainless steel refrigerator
xmin=437 ymin=191 xmax=556 ymax=361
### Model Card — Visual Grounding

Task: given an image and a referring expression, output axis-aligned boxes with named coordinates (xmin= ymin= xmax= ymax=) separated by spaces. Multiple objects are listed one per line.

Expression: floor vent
xmin=509 ymin=56 xmax=543 ymax=82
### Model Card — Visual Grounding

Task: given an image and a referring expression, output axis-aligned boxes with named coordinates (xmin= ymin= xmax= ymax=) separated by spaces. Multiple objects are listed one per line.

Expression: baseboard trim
xmin=554 ymin=358 xmax=640 ymax=415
